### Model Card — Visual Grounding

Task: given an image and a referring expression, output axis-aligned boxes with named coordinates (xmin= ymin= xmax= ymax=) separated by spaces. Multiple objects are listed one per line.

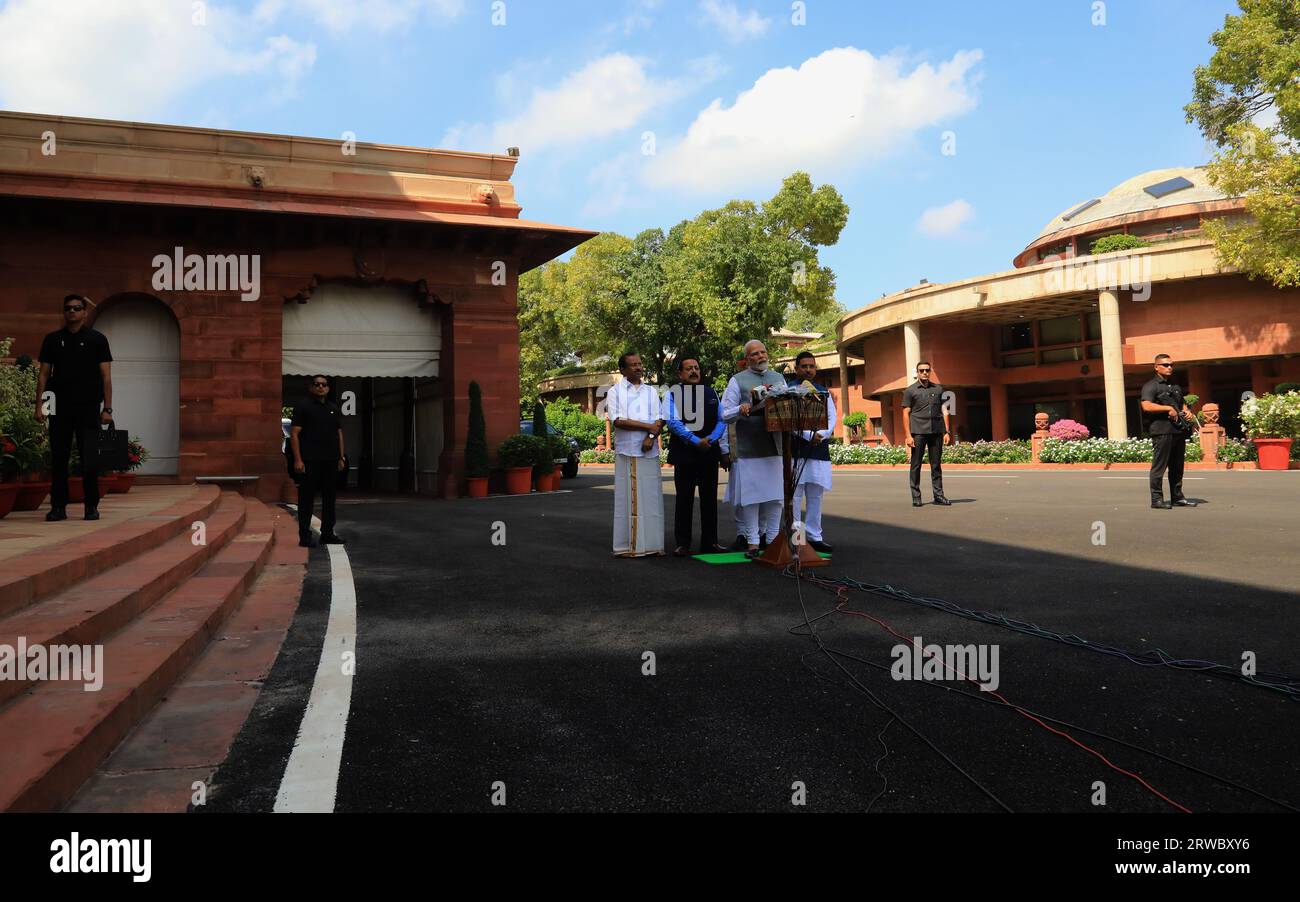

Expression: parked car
xmin=520 ymin=420 xmax=580 ymax=478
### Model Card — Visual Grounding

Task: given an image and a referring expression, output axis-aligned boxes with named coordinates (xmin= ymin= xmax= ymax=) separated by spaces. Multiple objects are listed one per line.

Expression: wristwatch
xmin=103 ymin=407 xmax=113 ymax=414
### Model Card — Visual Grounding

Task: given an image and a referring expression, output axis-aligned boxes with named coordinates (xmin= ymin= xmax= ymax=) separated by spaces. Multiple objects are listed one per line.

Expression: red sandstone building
xmin=0 ymin=111 xmax=594 ymax=499
xmin=835 ymin=167 xmax=1300 ymax=442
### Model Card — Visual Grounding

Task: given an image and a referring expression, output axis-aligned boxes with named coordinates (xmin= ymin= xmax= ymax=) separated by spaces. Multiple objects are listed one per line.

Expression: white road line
xmin=275 ymin=508 xmax=356 ymax=814
xmin=1097 ymin=476 xmax=1205 ymax=479
xmin=939 ymin=474 xmax=1020 ymax=478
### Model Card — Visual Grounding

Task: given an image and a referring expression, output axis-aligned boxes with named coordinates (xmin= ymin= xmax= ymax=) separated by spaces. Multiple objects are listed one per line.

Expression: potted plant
xmin=549 ymin=435 xmax=568 ymax=485
xmin=843 ymin=411 xmax=867 ymax=443
xmin=465 ymin=381 xmax=490 ymax=498
xmin=11 ymin=424 xmax=51 ymax=511
xmin=498 ymin=434 xmax=540 ymax=494
xmin=0 ymin=435 xmax=17 ymax=518
xmin=110 ymin=436 xmax=148 ymax=493
xmin=1240 ymin=391 xmax=1300 ymax=470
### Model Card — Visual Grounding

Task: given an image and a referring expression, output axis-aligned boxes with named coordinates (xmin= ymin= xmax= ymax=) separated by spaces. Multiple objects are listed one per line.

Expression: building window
xmin=1039 ymin=314 xmax=1080 ymax=345
xmin=998 ymin=311 xmax=1101 ymax=368
xmin=1000 ymin=322 xmax=1034 ymax=351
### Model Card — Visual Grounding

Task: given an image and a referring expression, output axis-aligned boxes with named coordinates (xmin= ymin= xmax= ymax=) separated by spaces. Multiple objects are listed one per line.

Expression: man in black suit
xmin=35 ymin=294 xmax=114 ymax=522
xmin=902 ymin=360 xmax=951 ymax=507
xmin=665 ymin=356 xmax=728 ymax=556
xmin=1140 ymin=354 xmax=1198 ymax=509
xmin=289 ymin=375 xmax=347 ymax=548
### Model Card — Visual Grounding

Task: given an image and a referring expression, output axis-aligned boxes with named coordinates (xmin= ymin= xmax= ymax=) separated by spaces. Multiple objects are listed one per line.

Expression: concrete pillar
xmin=904 ymin=320 xmax=922 ymax=377
xmin=880 ymin=394 xmax=895 ymax=444
xmin=1186 ymin=365 xmax=1211 ymax=411
xmin=990 ymin=383 xmax=1009 ymax=440
xmin=1098 ymin=289 xmax=1128 ymax=439
xmin=838 ymin=347 xmax=851 ymax=441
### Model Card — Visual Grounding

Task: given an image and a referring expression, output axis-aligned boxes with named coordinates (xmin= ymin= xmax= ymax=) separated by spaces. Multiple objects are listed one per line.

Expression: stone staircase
xmin=0 ymin=484 xmax=304 ymax=812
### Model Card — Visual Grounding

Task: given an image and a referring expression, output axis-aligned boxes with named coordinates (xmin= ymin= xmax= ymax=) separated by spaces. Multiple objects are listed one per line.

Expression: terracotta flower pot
xmin=505 ymin=466 xmax=533 ymax=495
xmin=535 ymin=469 xmax=554 ymax=492
xmin=0 ymin=483 xmax=18 ymax=519
xmin=13 ymin=481 xmax=51 ymax=511
xmin=108 ymin=472 xmax=134 ymax=493
xmin=1253 ymin=437 xmax=1294 ymax=471
xmin=553 ymin=464 xmax=564 ymax=486
xmin=67 ymin=476 xmax=85 ymax=503
xmin=466 ymin=476 xmax=489 ymax=498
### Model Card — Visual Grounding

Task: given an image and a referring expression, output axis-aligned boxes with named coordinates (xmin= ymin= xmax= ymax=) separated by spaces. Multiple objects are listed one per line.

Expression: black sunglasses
xmin=917 ymin=368 xmax=931 ymax=372
xmin=64 ymin=305 xmax=83 ymax=312
xmin=313 ymin=382 xmax=329 ymax=387
xmin=1156 ymin=362 xmax=1174 ymax=367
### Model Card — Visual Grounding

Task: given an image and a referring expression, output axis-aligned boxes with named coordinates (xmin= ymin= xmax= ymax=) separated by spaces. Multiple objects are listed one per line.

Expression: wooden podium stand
xmin=753 ymin=392 xmax=831 ymax=570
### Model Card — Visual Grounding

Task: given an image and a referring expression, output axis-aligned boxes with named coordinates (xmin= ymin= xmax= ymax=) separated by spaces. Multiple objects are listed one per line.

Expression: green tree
xmin=1186 ymin=0 xmax=1300 ymax=286
xmin=517 ymin=259 xmax=573 ymax=415
xmin=783 ymin=298 xmax=847 ymax=339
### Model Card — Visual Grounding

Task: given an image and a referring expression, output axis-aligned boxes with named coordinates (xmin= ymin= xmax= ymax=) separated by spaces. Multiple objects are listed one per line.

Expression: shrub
xmin=580 ymin=449 xmax=616 ymax=464
xmin=1090 ymin=234 xmax=1150 ymax=254
xmin=1182 ymin=394 xmax=1200 ymax=409
xmin=1047 ymin=418 xmax=1090 ymax=441
xmin=1272 ymin=382 xmax=1300 ymax=394
xmin=1039 ymin=437 xmax=1203 ymax=463
xmin=545 ymin=397 xmax=604 ymax=450
xmin=941 ymin=440 xmax=1032 ymax=463
xmin=465 ymin=381 xmax=489 ymax=478
xmin=1240 ymin=392 xmax=1300 ymax=439
xmin=498 ymin=434 xmax=541 ymax=469
xmin=1216 ymin=437 xmax=1255 ymax=463
xmin=124 ymin=436 xmax=150 ymax=472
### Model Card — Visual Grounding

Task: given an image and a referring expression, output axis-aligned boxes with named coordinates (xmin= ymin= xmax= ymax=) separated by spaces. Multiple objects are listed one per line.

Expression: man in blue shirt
xmin=665 ymin=355 xmax=727 ymax=557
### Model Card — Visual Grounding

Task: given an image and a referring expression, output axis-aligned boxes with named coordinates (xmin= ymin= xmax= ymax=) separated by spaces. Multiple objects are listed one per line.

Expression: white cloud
xmin=916 ymin=199 xmax=974 ymax=236
xmin=255 ymin=0 xmax=464 ymax=31
xmin=699 ymin=0 xmax=771 ymax=42
xmin=0 ymin=0 xmax=315 ymax=120
xmin=645 ymin=46 xmax=983 ymax=192
xmin=440 ymin=53 xmax=694 ymax=154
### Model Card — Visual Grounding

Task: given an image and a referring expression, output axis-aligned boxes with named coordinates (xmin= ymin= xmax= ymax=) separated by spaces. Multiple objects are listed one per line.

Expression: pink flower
xmin=1048 ymin=419 xmax=1090 ymax=441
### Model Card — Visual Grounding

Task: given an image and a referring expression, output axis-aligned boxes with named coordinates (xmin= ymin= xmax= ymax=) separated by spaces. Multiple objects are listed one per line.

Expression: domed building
xmin=835 ymin=166 xmax=1300 ymax=442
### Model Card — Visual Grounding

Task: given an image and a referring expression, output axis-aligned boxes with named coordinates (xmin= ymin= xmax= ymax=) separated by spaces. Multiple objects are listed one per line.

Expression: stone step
xmin=0 ymin=491 xmax=247 ymax=707
xmin=0 ymin=497 xmax=277 ymax=813
xmin=64 ymin=508 xmax=307 ymax=813
xmin=0 ymin=484 xmax=222 ymax=618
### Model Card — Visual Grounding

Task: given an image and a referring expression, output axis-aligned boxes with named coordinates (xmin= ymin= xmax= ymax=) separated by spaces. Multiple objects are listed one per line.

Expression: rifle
xmin=1155 ymin=386 xmax=1199 ymax=437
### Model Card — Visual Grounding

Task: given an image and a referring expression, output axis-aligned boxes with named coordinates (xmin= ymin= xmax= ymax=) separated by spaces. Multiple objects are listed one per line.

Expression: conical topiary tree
xmin=532 ymin=401 xmax=552 ymax=474
xmin=466 ymin=381 xmax=489 ymax=478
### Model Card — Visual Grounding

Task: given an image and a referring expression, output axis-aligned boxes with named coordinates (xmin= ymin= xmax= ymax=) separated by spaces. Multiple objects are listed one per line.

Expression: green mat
xmin=693 ymin=551 xmax=831 ymax=564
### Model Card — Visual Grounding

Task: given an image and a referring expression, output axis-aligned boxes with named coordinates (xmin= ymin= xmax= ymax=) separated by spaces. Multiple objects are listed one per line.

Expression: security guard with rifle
xmin=1139 ymin=354 xmax=1198 ymax=509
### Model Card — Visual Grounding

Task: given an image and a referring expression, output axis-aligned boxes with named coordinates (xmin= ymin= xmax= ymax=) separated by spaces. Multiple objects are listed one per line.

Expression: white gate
xmin=95 ymin=296 xmax=180 ymax=475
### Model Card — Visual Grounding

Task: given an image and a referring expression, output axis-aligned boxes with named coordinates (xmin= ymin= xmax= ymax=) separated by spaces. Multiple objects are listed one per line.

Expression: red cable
xmin=807 ymin=575 xmax=1192 ymax=814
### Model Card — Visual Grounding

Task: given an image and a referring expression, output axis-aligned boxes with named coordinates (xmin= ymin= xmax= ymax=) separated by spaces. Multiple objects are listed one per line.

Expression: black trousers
xmin=673 ymin=457 xmax=719 ymax=550
xmin=1150 ymin=433 xmax=1187 ymax=501
xmin=49 ymin=403 xmax=102 ymax=511
xmin=298 ymin=460 xmax=338 ymax=538
xmin=909 ymin=433 xmax=946 ymax=502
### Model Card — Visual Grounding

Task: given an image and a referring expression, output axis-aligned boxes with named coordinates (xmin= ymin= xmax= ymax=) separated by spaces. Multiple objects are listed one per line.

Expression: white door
xmin=95 ymin=297 xmax=180 ymax=475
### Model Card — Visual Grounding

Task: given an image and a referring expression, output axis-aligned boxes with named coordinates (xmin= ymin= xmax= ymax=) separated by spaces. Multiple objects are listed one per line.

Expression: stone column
xmin=838 ymin=347 xmax=851 ymax=441
xmin=1098 ymin=289 xmax=1128 ymax=439
xmin=990 ymin=382 xmax=1009 ymax=441
xmin=1187 ymin=365 xmax=1211 ymax=408
xmin=1250 ymin=360 xmax=1272 ymax=398
xmin=880 ymin=394 xmax=895 ymax=445
xmin=904 ymin=320 xmax=922 ymax=376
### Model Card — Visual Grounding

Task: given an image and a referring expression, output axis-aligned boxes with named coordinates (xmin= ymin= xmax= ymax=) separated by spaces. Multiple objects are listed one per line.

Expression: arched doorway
xmin=94 ymin=294 xmax=180 ymax=475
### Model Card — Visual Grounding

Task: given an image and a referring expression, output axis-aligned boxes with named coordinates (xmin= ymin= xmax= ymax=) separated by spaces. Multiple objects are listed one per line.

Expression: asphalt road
xmin=205 ymin=468 xmax=1300 ymax=813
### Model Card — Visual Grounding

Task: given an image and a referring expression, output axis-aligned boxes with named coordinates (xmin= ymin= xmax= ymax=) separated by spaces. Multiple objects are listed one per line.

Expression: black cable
xmin=820 ymin=642 xmax=1300 ymax=814
xmin=788 ymin=579 xmax=1300 ymax=813
xmin=788 ymin=557 xmax=1015 ymax=812
xmin=813 ymin=573 xmax=1300 ymax=702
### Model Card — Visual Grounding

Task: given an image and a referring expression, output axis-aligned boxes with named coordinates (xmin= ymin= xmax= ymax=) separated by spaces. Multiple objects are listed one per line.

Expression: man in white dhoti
xmin=606 ymin=353 xmax=666 ymax=557
xmin=721 ymin=340 xmax=788 ymax=554
xmin=787 ymin=351 xmax=836 ymax=553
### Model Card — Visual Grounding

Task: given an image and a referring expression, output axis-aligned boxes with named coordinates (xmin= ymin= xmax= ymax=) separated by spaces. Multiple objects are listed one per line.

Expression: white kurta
xmin=794 ymin=394 xmax=836 ymax=491
xmin=720 ymin=374 xmax=783 ymax=507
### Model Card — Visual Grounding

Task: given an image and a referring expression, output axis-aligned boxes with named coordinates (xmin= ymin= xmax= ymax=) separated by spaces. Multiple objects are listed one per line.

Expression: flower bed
xmin=830 ymin=440 xmax=1031 ymax=465
xmin=1039 ymin=436 xmax=1203 ymax=463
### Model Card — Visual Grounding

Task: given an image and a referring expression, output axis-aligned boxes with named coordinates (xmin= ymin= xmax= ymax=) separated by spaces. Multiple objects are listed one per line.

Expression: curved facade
xmin=836 ymin=168 xmax=1300 ymax=442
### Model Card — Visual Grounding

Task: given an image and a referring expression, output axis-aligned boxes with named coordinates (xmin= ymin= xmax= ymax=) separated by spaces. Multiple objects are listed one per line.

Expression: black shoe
xmin=758 ymin=537 xmax=768 ymax=552
xmin=45 ymin=507 xmax=67 ymax=522
xmin=1151 ymin=500 xmax=1172 ymax=509
xmin=730 ymin=536 xmax=748 ymax=551
xmin=1171 ymin=498 xmax=1197 ymax=507
xmin=83 ymin=508 xmax=100 ymax=521
xmin=933 ymin=498 xmax=952 ymax=506
xmin=673 ymin=546 xmax=689 ymax=557
xmin=809 ymin=539 xmax=833 ymax=553
xmin=912 ymin=499 xmax=924 ymax=507
xmin=299 ymin=536 xmax=317 ymax=548
xmin=320 ymin=533 xmax=346 ymax=545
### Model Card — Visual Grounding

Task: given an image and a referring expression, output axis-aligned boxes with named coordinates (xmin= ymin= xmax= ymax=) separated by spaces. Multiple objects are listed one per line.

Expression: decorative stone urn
xmin=1201 ymin=402 xmax=1220 ymax=425
xmin=1034 ymin=412 xmax=1049 ymax=431
xmin=1031 ymin=411 xmax=1050 ymax=462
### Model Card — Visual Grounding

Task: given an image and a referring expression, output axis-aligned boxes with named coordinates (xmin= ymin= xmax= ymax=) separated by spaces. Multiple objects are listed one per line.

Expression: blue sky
xmin=0 ymin=0 xmax=1239 ymax=311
